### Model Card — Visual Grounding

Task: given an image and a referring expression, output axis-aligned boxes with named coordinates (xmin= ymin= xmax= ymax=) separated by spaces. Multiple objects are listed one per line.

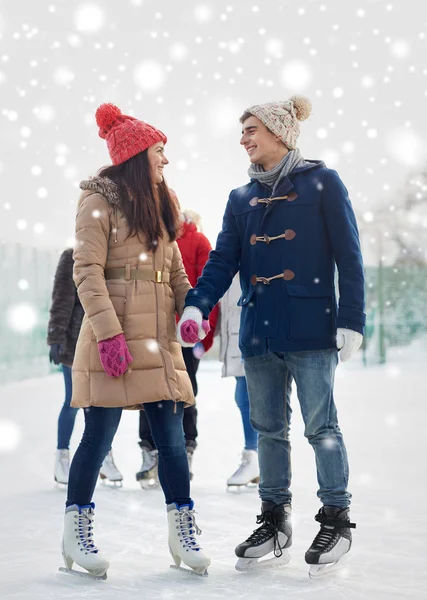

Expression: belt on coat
xmin=104 ymin=266 xmax=170 ymax=283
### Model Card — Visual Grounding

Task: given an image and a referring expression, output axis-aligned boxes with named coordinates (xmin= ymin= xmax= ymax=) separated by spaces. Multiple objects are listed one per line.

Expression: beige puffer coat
xmin=71 ymin=176 xmax=194 ymax=410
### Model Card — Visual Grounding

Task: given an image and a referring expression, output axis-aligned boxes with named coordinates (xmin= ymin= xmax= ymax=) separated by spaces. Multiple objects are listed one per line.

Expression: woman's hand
xmin=176 ymin=307 xmax=210 ymax=347
xmin=98 ymin=333 xmax=133 ymax=377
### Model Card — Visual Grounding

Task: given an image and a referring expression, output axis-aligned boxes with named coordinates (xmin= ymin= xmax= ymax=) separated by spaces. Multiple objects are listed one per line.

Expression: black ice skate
xmin=136 ymin=445 xmax=159 ymax=490
xmin=305 ymin=506 xmax=356 ymax=578
xmin=235 ymin=501 xmax=292 ymax=571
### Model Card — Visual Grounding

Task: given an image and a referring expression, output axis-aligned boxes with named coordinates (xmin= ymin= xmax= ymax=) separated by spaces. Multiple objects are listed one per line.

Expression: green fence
xmin=363 ymin=265 xmax=427 ymax=364
xmin=0 ymin=244 xmax=60 ymax=384
xmin=0 ymin=244 xmax=426 ymax=384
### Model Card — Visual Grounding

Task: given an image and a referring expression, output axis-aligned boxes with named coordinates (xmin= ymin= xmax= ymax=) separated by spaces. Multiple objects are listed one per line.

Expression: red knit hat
xmin=95 ymin=103 xmax=167 ymax=165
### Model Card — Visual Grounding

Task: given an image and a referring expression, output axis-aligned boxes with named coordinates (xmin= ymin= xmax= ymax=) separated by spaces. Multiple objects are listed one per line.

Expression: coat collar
xmin=250 ymin=159 xmax=325 ymax=193
xmin=79 ymin=176 xmax=120 ymax=206
xmin=180 ymin=221 xmax=197 ymax=238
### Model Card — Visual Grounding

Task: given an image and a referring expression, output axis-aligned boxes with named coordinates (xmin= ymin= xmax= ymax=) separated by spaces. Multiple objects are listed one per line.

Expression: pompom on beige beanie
xmin=244 ymin=95 xmax=312 ymax=150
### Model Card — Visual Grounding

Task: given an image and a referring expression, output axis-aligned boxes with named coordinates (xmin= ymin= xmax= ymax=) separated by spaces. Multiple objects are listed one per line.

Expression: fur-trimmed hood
xmin=79 ymin=176 xmax=120 ymax=206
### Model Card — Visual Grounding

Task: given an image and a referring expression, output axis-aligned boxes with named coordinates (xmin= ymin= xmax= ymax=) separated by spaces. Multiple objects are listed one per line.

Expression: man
xmin=176 ymin=95 xmax=365 ymax=577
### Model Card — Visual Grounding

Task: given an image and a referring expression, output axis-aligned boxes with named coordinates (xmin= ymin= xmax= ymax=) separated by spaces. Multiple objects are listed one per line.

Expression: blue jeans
xmin=57 ymin=365 xmax=79 ymax=450
xmin=244 ymin=349 xmax=350 ymax=508
xmin=235 ymin=376 xmax=258 ymax=451
xmin=66 ymin=401 xmax=190 ymax=507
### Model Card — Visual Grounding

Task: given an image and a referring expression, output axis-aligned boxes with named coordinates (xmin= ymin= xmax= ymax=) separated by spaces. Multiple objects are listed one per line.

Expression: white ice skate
xmin=59 ymin=503 xmax=109 ymax=580
xmin=305 ymin=506 xmax=355 ymax=579
xmin=136 ymin=447 xmax=159 ymax=490
xmin=235 ymin=502 xmax=292 ymax=572
xmin=167 ymin=501 xmax=211 ymax=577
xmin=227 ymin=450 xmax=260 ymax=491
xmin=54 ymin=449 xmax=70 ymax=485
xmin=187 ymin=447 xmax=194 ymax=481
xmin=99 ymin=450 xmax=123 ymax=487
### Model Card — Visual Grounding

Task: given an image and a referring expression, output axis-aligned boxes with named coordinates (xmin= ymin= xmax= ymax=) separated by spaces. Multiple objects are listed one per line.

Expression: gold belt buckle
xmin=154 ymin=270 xmax=162 ymax=283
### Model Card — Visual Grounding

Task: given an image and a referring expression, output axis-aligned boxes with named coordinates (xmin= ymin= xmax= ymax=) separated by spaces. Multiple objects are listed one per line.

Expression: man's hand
xmin=176 ymin=307 xmax=210 ymax=347
xmin=336 ymin=328 xmax=363 ymax=362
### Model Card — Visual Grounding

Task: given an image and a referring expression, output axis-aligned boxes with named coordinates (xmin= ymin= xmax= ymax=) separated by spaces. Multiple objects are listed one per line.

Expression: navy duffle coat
xmin=185 ymin=161 xmax=366 ymax=358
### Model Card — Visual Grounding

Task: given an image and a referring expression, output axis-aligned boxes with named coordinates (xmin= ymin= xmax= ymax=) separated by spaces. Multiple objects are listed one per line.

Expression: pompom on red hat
xmin=95 ymin=103 xmax=167 ymax=165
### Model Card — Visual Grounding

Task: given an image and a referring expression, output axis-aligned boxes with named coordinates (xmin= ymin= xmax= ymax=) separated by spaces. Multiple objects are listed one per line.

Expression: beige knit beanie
xmin=245 ymin=95 xmax=312 ymax=150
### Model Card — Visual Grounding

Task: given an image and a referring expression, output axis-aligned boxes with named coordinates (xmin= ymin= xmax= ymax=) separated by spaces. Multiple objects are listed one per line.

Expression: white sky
xmin=0 ymin=0 xmax=426 ymax=260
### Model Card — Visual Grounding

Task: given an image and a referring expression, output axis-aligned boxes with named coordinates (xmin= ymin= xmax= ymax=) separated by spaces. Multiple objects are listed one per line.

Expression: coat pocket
xmin=237 ymin=289 xmax=254 ymax=307
xmin=286 ymin=284 xmax=335 ymax=342
xmin=237 ymin=290 xmax=256 ymax=348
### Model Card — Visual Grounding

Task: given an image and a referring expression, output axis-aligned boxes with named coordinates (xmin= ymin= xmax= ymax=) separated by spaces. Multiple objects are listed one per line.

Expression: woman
xmin=47 ymin=248 xmax=122 ymax=486
xmin=218 ymin=275 xmax=259 ymax=489
xmin=137 ymin=209 xmax=219 ymax=485
xmin=62 ymin=103 xmax=211 ymax=578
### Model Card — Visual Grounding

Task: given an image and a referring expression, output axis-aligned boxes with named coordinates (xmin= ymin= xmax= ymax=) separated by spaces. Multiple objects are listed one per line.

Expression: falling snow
xmin=0 ymin=1 xmax=423 ymax=253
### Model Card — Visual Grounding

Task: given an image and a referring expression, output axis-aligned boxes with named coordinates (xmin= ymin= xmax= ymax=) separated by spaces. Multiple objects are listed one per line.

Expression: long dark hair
xmin=98 ymin=150 xmax=180 ymax=248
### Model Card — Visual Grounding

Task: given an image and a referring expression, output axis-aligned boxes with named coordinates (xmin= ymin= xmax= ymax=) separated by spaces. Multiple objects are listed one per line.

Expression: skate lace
xmin=311 ymin=525 xmax=338 ymax=551
xmin=231 ymin=457 xmax=249 ymax=478
xmin=312 ymin=511 xmax=356 ymax=551
xmin=77 ymin=509 xmax=99 ymax=554
xmin=178 ymin=508 xmax=202 ymax=551
xmin=245 ymin=511 xmax=283 ymax=558
xmin=103 ymin=453 xmax=116 ymax=470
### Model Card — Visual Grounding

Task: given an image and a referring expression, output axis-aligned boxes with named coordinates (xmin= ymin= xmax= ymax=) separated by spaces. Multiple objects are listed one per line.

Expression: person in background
xmin=218 ymin=274 xmax=259 ymax=490
xmin=47 ymin=248 xmax=123 ymax=486
xmin=137 ymin=209 xmax=219 ymax=486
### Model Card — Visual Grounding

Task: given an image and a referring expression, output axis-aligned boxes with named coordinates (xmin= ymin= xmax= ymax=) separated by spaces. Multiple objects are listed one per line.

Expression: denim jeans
xmin=57 ymin=365 xmax=79 ymax=450
xmin=244 ymin=349 xmax=350 ymax=508
xmin=139 ymin=347 xmax=199 ymax=450
xmin=67 ymin=401 xmax=190 ymax=507
xmin=139 ymin=404 xmax=198 ymax=450
xmin=235 ymin=376 xmax=258 ymax=451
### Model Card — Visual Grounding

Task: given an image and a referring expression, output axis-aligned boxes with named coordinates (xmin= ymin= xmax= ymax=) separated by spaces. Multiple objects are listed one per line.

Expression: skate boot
xmin=54 ymin=449 xmax=70 ymax=485
xmin=235 ymin=501 xmax=292 ymax=571
xmin=167 ymin=501 xmax=211 ymax=576
xmin=136 ymin=444 xmax=159 ymax=489
xmin=186 ymin=446 xmax=194 ymax=481
xmin=99 ymin=450 xmax=123 ymax=486
xmin=305 ymin=506 xmax=356 ymax=578
xmin=60 ymin=503 xmax=109 ymax=580
xmin=227 ymin=449 xmax=259 ymax=490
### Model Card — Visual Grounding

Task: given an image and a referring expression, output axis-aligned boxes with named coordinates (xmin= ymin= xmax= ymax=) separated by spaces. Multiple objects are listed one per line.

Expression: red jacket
xmin=177 ymin=221 xmax=219 ymax=352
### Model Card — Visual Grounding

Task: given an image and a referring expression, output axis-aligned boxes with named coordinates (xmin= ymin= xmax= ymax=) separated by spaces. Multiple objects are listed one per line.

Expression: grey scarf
xmin=248 ymin=148 xmax=309 ymax=195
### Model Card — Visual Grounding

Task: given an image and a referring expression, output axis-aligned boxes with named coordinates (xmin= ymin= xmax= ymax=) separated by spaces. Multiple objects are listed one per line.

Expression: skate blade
xmin=58 ymin=567 xmax=107 ymax=580
xmin=309 ymin=556 xmax=349 ymax=579
xmin=226 ymin=483 xmax=258 ymax=493
xmin=170 ymin=564 xmax=208 ymax=577
xmin=139 ymin=479 xmax=160 ymax=490
xmin=235 ymin=550 xmax=291 ymax=572
xmin=100 ymin=477 xmax=123 ymax=487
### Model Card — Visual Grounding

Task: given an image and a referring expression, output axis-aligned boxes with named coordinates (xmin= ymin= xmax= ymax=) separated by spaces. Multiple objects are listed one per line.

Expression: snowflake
xmin=53 ymin=66 xmax=75 ymax=86
xmin=134 ymin=61 xmax=166 ymax=92
xmin=146 ymin=339 xmax=159 ymax=353
xmin=74 ymin=4 xmax=105 ymax=34
xmin=7 ymin=303 xmax=38 ymax=333
xmin=0 ymin=420 xmax=22 ymax=452
xmin=18 ymin=279 xmax=29 ymax=290
xmin=194 ymin=5 xmax=213 ymax=22
xmin=280 ymin=60 xmax=312 ymax=91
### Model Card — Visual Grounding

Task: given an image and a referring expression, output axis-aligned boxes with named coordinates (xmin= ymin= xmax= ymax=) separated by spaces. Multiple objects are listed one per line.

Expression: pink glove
xmin=181 ymin=319 xmax=210 ymax=344
xmin=176 ymin=306 xmax=210 ymax=347
xmin=97 ymin=333 xmax=133 ymax=377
